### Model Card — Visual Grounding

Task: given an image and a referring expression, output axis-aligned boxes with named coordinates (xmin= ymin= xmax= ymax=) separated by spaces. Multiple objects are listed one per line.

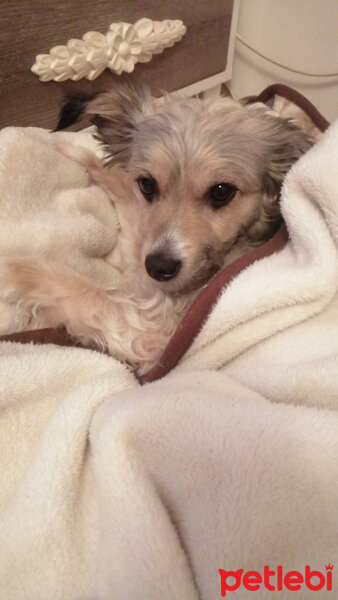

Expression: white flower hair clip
xmin=31 ymin=18 xmax=186 ymax=82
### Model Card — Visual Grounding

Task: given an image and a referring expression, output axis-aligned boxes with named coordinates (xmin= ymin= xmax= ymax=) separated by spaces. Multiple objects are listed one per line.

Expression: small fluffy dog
xmin=0 ymin=83 xmax=312 ymax=374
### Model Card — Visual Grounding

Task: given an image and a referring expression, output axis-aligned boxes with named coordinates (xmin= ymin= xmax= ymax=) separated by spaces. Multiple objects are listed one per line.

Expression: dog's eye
xmin=137 ymin=177 xmax=158 ymax=202
xmin=209 ymin=183 xmax=237 ymax=209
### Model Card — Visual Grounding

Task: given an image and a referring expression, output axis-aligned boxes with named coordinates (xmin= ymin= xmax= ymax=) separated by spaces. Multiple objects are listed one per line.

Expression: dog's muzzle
xmin=145 ymin=252 xmax=182 ymax=282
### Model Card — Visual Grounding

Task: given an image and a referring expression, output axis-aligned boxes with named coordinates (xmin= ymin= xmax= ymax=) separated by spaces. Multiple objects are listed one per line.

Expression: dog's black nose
xmin=145 ymin=253 xmax=182 ymax=281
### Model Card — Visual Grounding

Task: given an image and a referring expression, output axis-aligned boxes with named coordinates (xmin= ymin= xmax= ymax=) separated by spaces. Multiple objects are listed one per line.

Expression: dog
xmin=0 ymin=83 xmax=312 ymax=374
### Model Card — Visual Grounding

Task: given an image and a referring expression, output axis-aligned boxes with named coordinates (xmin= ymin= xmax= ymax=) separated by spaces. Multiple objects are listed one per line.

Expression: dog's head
xmin=57 ymin=83 xmax=312 ymax=294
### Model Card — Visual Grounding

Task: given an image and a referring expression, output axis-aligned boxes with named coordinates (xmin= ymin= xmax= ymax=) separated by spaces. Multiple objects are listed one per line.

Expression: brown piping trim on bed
xmin=0 ymin=84 xmax=329 ymax=382
xmin=242 ymin=83 xmax=330 ymax=132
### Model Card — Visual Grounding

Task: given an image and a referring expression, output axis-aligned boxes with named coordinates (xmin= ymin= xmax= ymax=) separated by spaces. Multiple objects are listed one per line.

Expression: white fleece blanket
xmin=0 ymin=126 xmax=120 ymax=333
xmin=0 ymin=122 xmax=337 ymax=600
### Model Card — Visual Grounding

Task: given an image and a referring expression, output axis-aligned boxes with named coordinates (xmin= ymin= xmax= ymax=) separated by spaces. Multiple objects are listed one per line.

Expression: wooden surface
xmin=0 ymin=0 xmax=233 ymax=130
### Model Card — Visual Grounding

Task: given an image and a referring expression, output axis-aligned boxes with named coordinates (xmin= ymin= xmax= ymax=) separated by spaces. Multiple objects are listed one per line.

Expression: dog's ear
xmin=265 ymin=115 xmax=313 ymax=198
xmin=56 ymin=82 xmax=153 ymax=165
xmin=55 ymin=90 xmax=100 ymax=131
xmin=242 ymin=104 xmax=313 ymax=243
xmin=247 ymin=105 xmax=313 ymax=198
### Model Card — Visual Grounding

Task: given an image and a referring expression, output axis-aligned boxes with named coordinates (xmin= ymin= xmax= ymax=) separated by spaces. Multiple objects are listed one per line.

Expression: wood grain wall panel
xmin=0 ymin=0 xmax=233 ymax=129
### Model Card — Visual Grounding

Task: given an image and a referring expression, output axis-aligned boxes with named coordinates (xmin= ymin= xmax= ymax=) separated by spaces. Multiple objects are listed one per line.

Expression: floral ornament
xmin=31 ymin=18 xmax=186 ymax=82
xmin=107 ymin=23 xmax=143 ymax=75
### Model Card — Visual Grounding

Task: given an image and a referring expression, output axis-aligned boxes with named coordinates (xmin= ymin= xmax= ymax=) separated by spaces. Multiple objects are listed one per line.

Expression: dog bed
xmin=0 ymin=86 xmax=337 ymax=600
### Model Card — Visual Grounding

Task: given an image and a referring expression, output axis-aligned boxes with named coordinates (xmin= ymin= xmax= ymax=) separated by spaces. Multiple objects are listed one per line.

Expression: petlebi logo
xmin=218 ymin=564 xmax=334 ymax=596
